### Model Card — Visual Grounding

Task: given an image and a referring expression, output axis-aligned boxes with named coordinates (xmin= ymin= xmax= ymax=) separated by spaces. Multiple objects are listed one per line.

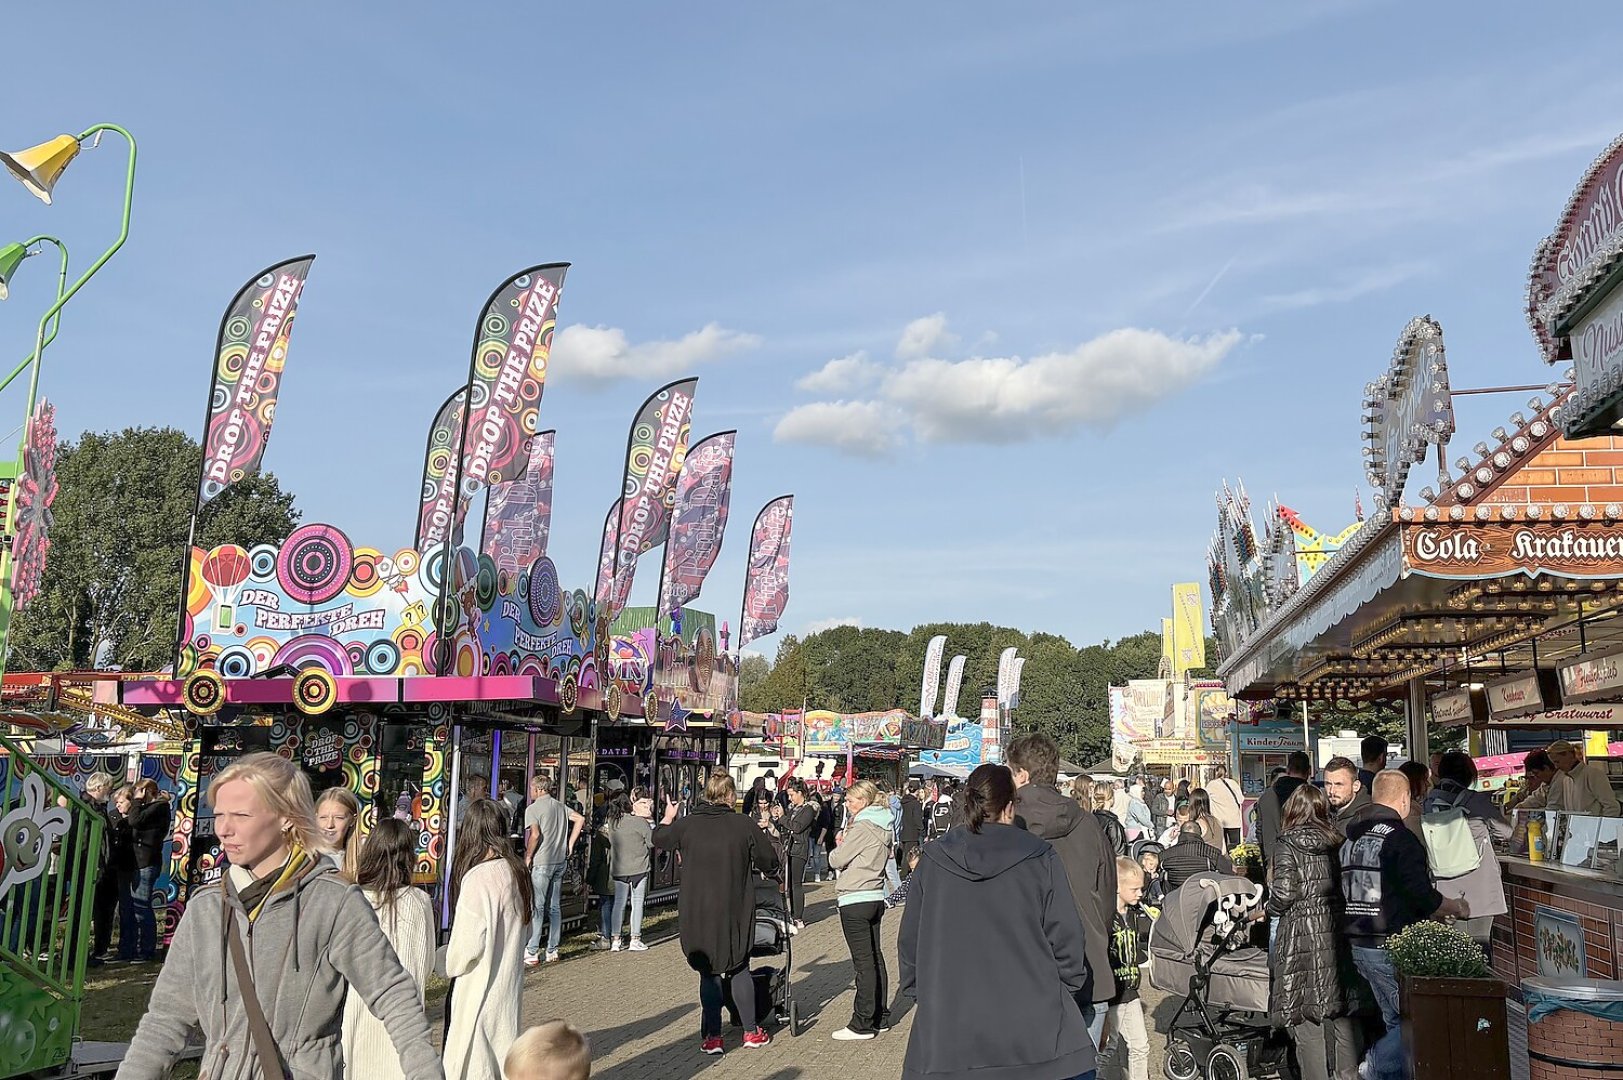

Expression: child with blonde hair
xmin=504 ymin=1020 xmax=590 ymax=1080
xmin=1106 ymin=857 xmax=1154 ymax=1080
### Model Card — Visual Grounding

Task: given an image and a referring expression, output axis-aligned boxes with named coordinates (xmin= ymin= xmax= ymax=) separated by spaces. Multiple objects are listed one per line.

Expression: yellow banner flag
xmin=1172 ymin=583 xmax=1206 ymax=675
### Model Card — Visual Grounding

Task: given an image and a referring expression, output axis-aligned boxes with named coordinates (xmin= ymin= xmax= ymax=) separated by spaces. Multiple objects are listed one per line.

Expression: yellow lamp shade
xmin=0 ymin=134 xmax=81 ymax=204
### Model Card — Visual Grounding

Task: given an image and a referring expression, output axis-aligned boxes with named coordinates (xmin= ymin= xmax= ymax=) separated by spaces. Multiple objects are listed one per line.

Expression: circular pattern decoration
xmin=421 ymin=545 xmax=451 ymax=594
xmin=693 ymin=628 xmax=716 ymax=694
xmin=215 ymin=646 xmax=256 ymax=680
xmin=345 ymin=642 xmax=369 ymax=670
xmin=475 ymin=554 xmax=498 ymax=612
xmin=348 ymin=548 xmax=385 ymax=598
xmin=527 ymin=557 xmax=561 ymax=627
xmin=365 ymin=639 xmax=401 ymax=675
xmin=293 ymin=668 xmax=338 ymax=716
xmin=643 ymin=691 xmax=659 ymax=723
xmin=559 ymin=673 xmax=579 ymax=714
xmin=392 ymin=548 xmax=420 ymax=577
xmin=277 ymin=524 xmax=354 ymax=605
xmin=183 ymin=670 xmax=226 ymax=716
xmin=248 ymin=544 xmax=279 ymax=582
xmin=606 ymin=683 xmax=623 ymax=722
xmin=570 ymin=591 xmax=589 ymax=639
xmin=271 ymin=634 xmax=351 ymax=675
xmin=175 ymin=643 xmax=200 ymax=679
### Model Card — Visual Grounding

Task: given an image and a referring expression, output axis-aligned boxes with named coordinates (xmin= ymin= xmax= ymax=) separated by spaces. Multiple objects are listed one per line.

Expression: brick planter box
xmin=1528 ymin=998 xmax=1623 ymax=1079
xmin=1401 ymin=976 xmax=1510 ymax=1080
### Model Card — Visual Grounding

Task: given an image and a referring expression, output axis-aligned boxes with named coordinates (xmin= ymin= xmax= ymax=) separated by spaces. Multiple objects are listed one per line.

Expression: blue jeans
xmin=612 ymin=874 xmax=648 ymax=941
xmin=526 ymin=862 xmax=566 ymax=956
xmin=1081 ymin=1001 xmax=1107 ymax=1049
xmin=883 ymin=848 xmax=901 ymax=893
xmin=119 ymin=867 xmax=159 ymax=959
xmin=1352 ymin=944 xmax=1405 ymax=1080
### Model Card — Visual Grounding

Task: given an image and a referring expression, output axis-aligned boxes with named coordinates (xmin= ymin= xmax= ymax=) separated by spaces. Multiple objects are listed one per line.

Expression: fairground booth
xmin=755 ymin=707 xmax=945 ymax=791
xmin=1212 ymin=134 xmax=1623 ymax=1011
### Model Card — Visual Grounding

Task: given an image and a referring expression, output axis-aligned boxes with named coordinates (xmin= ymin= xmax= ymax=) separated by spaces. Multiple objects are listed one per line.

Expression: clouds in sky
xmin=552 ymin=322 xmax=760 ymax=383
xmin=805 ymin=615 xmax=864 ymax=633
xmin=775 ymin=317 xmax=1241 ymax=456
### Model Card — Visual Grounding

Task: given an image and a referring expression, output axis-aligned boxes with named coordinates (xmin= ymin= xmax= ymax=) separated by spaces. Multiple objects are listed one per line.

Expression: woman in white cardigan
xmin=442 ymin=799 xmax=534 ymax=1080
xmin=342 ymin=819 xmax=435 ymax=1080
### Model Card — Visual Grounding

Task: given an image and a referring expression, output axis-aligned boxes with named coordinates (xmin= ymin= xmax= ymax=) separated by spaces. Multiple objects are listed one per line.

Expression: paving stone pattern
xmin=510 ymin=880 xmax=1166 ymax=1080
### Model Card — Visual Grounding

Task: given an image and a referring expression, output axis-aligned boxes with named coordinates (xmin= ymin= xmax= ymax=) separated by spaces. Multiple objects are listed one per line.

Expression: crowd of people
xmin=83 ymin=727 xmax=1567 ymax=1080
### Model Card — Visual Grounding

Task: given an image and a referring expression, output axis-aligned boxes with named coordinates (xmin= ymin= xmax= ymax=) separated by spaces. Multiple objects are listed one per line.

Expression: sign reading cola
xmin=1404 ymin=521 xmax=1623 ymax=577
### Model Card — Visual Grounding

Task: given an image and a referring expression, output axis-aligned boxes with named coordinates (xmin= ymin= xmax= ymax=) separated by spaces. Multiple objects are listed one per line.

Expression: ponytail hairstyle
xmin=962 ymin=764 xmax=1016 ymax=834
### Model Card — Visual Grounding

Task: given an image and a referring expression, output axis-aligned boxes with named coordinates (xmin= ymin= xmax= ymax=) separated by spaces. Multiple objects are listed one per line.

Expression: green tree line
xmin=738 ymin=621 xmax=1187 ymax=766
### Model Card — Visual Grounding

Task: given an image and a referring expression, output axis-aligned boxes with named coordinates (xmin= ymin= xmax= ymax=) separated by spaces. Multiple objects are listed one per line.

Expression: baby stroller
xmin=726 ymin=876 xmax=800 ymax=1035
xmin=1149 ymin=873 xmax=1290 ymax=1080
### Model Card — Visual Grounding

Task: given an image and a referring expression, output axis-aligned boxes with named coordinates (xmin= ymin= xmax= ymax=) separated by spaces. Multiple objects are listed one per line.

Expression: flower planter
xmin=1399 ymin=976 xmax=1510 ymax=1080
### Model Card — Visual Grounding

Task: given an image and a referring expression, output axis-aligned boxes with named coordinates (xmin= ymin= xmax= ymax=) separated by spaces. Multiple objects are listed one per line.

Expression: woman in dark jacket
xmin=899 ymin=764 xmax=1096 ymax=1080
xmin=1091 ymin=786 xmax=1128 ymax=856
xmin=1266 ymin=784 xmax=1358 ymax=1080
xmin=654 ymin=770 xmax=779 ymax=1055
xmin=123 ymin=779 xmax=171 ymax=961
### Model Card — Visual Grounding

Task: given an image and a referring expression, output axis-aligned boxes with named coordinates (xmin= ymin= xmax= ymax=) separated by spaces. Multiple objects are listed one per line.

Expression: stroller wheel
xmin=1164 ymin=1041 xmax=1200 ymax=1080
xmin=1204 ymin=1043 xmax=1248 ymax=1080
xmin=787 ymin=999 xmax=799 ymax=1037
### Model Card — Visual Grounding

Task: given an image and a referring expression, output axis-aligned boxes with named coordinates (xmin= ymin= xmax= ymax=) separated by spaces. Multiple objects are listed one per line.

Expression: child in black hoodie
xmin=1108 ymin=856 xmax=1154 ymax=1080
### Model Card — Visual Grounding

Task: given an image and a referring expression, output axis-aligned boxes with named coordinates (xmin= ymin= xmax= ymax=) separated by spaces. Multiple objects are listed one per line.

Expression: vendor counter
xmin=1494 ymin=856 xmax=1623 ymax=987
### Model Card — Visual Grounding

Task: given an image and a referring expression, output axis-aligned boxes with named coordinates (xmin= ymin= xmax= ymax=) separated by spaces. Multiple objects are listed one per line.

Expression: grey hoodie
xmin=1014 ymin=781 xmax=1116 ymax=1006
xmin=117 ymin=858 xmax=445 ymax=1080
xmin=899 ymin=823 xmax=1096 ymax=1080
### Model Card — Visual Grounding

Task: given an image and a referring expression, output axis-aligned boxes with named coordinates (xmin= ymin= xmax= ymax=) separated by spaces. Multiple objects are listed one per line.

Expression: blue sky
xmin=4 ymin=3 xmax=1623 ymax=653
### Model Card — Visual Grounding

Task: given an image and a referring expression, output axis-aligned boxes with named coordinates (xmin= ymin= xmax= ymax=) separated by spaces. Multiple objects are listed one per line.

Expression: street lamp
xmin=0 ymin=125 xmax=136 ymax=677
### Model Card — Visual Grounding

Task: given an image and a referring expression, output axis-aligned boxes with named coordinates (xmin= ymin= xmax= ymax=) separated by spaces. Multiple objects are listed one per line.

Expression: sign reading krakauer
xmin=1486 ymin=670 xmax=1557 ymax=720
xmin=1403 ymin=521 xmax=1623 ymax=578
xmin=1559 ymin=646 xmax=1623 ymax=704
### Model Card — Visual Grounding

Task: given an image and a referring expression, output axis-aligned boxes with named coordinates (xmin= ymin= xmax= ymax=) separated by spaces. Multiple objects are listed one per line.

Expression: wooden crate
xmin=1401 ymin=976 xmax=1511 ymax=1080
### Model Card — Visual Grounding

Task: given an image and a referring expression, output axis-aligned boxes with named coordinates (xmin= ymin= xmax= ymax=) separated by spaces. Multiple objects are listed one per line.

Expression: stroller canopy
xmin=1152 ymin=872 xmax=1263 ymax=962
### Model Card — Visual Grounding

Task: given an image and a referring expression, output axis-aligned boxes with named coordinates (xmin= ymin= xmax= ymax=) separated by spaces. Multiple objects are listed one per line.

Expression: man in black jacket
xmin=1256 ymin=751 xmax=1311 ymax=875
xmin=1160 ymin=822 xmax=1234 ymax=889
xmin=782 ymin=780 xmax=818 ymax=929
xmin=1007 ymin=732 xmax=1116 ymax=1049
xmin=1325 ymin=755 xmax=1376 ymax=830
xmin=897 ymin=781 xmax=925 ymax=879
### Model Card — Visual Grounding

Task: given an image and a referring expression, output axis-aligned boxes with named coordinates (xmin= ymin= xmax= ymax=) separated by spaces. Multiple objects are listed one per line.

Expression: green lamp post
xmin=0 ymin=124 xmax=137 ymax=680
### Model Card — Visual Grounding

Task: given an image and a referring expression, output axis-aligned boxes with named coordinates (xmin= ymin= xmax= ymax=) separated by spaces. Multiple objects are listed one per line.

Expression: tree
xmin=10 ymin=427 xmax=300 ymax=672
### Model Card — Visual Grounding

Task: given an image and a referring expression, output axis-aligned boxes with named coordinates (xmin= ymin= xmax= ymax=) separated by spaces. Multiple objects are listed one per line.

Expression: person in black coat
xmin=781 ymin=780 xmax=818 ymax=928
xmin=1160 ymin=822 xmax=1234 ymax=889
xmin=654 ymin=770 xmax=780 ymax=1054
xmin=899 ymin=764 xmax=1097 ymax=1080
xmin=1257 ymin=751 xmax=1311 ymax=877
xmin=1267 ymin=784 xmax=1359 ymax=1080
xmin=123 ymin=778 xmax=171 ymax=961
xmin=896 ymin=782 xmax=925 ymax=879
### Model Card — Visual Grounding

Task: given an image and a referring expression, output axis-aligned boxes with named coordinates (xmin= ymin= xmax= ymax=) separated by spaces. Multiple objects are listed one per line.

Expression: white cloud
xmin=773 ymin=400 xmax=900 ymax=457
xmin=796 ymin=351 xmax=881 ymax=394
xmin=805 ymin=616 xmax=864 ymax=634
xmin=896 ymin=313 xmax=956 ymax=360
xmin=552 ymin=321 xmax=760 ymax=382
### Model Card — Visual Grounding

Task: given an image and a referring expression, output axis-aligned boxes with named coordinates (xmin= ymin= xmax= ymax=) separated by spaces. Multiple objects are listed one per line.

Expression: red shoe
xmin=701 ymin=1037 xmax=724 ymax=1056
xmin=743 ymin=1027 xmax=771 ymax=1049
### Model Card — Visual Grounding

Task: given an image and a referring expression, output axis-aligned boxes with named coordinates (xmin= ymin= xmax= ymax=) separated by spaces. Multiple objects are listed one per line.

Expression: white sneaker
xmin=523 ymin=951 xmax=540 ymax=967
xmin=611 ymin=938 xmax=622 ymax=952
xmin=545 ymin=950 xmax=561 ymax=963
xmin=628 ymin=939 xmax=649 ymax=952
xmin=832 ymin=1027 xmax=875 ymax=1041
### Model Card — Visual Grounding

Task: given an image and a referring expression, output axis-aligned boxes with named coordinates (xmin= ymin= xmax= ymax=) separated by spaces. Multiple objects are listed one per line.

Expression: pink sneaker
xmin=742 ymin=1027 xmax=771 ymax=1049
xmin=701 ymin=1037 xmax=724 ymax=1055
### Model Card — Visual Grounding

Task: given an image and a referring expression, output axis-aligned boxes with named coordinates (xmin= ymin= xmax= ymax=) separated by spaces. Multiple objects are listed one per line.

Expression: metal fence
xmin=0 ymin=736 xmax=105 ymax=1078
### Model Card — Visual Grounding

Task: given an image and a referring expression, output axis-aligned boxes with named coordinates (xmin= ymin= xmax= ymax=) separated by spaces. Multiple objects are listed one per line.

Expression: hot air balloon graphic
xmin=201 ymin=544 xmax=252 ymax=633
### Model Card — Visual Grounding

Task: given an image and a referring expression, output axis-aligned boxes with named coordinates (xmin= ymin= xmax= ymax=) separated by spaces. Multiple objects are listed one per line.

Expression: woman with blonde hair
xmin=317 ymin=786 xmax=364 ymax=881
xmin=654 ymin=770 xmax=779 ymax=1056
xmin=117 ymin=752 xmax=443 ymax=1080
xmin=342 ymin=819 xmax=435 ymax=1080
xmin=827 ymin=779 xmax=894 ymax=1041
xmin=443 ymin=798 xmax=533 ymax=1080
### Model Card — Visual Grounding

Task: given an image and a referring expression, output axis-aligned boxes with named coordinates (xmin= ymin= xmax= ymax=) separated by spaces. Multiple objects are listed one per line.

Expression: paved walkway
xmin=513 ymin=879 xmax=1169 ymax=1079
xmin=517 ymin=882 xmax=914 ymax=1078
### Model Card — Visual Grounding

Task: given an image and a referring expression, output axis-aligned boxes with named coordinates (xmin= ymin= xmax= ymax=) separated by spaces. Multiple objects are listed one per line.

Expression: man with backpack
xmin=896 ymin=781 xmax=925 ymax=879
xmin=928 ymin=781 xmax=956 ymax=838
xmin=1422 ymin=750 xmax=1510 ymax=958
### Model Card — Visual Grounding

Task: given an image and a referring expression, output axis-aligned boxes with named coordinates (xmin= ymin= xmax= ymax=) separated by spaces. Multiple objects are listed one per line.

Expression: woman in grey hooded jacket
xmin=117 ymin=753 xmax=443 ymax=1080
xmin=827 ymin=779 xmax=894 ymax=1041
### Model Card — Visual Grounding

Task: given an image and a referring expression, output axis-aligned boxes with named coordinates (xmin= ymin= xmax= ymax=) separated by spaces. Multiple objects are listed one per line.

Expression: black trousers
xmin=787 ymin=856 xmax=807 ymax=921
xmin=839 ymin=900 xmax=887 ymax=1033
xmin=91 ymin=868 xmax=119 ymax=957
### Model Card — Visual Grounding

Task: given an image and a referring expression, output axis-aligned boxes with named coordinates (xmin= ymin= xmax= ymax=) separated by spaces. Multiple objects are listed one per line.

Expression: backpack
xmin=930 ymin=798 xmax=953 ymax=836
xmin=1421 ymin=787 xmax=1482 ymax=879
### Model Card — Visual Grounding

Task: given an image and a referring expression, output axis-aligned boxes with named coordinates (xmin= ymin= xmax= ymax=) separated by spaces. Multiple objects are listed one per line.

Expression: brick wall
xmin=1483 ymin=436 xmax=1623 ymax=506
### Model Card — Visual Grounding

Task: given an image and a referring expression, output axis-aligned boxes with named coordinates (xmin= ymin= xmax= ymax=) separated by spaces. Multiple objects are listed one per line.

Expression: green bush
xmin=1386 ymin=920 xmax=1490 ymax=979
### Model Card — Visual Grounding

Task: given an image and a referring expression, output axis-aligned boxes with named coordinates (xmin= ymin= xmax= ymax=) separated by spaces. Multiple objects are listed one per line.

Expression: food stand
xmin=1211 ymin=134 xmax=1623 ymax=1025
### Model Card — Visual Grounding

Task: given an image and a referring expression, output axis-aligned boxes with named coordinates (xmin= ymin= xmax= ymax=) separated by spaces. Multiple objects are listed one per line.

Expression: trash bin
xmin=1523 ymin=976 xmax=1623 ymax=1079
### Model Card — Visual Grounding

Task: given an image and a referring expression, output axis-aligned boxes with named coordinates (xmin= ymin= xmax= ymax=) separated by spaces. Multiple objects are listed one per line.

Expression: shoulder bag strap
xmin=223 ymin=905 xmax=288 ymax=1080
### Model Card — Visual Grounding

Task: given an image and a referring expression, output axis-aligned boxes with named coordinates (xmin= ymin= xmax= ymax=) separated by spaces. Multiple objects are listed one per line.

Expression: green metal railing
xmin=0 ymin=735 xmax=105 ymax=1078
